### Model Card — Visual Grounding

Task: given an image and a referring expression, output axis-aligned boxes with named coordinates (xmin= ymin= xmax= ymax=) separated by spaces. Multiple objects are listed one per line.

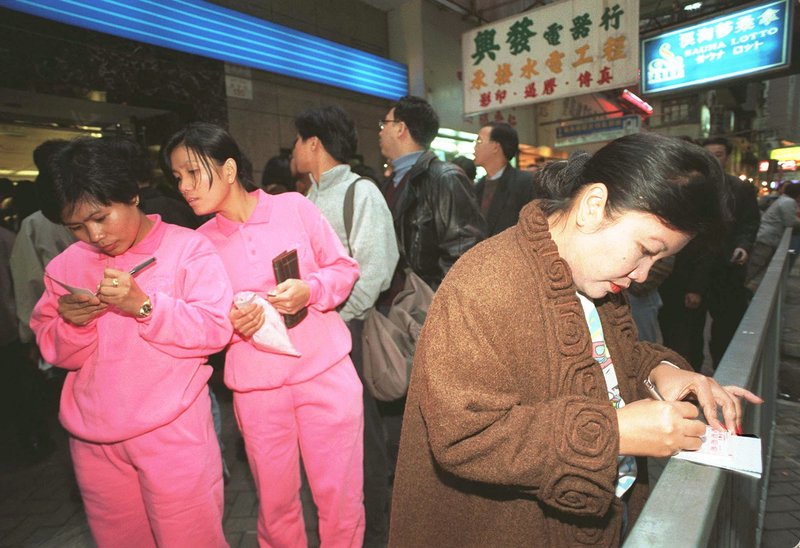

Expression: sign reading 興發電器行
xmin=462 ymin=0 xmax=639 ymax=115
xmin=641 ymin=0 xmax=792 ymax=95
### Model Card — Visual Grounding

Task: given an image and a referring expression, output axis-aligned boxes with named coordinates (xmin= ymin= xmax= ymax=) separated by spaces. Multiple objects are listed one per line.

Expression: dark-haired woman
xmin=162 ymin=123 xmax=364 ymax=548
xmin=388 ymin=133 xmax=762 ymax=547
xmin=30 ymin=136 xmax=232 ymax=547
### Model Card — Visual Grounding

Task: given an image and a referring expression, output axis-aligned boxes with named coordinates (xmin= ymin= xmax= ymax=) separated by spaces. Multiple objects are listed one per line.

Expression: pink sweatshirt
xmin=31 ymin=216 xmax=233 ymax=443
xmin=197 ymin=190 xmax=359 ymax=391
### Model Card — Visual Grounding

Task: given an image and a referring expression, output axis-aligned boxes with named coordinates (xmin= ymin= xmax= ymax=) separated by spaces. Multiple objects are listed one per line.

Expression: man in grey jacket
xmin=746 ymin=182 xmax=800 ymax=289
xmin=294 ymin=105 xmax=399 ymax=547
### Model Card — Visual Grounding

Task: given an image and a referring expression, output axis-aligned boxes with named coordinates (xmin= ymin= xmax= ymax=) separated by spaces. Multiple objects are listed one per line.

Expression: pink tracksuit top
xmin=31 ymin=216 xmax=233 ymax=443
xmin=197 ymin=190 xmax=359 ymax=391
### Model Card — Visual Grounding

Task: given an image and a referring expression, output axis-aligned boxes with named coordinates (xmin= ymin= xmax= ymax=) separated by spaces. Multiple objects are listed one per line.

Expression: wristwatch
xmin=137 ymin=297 xmax=153 ymax=318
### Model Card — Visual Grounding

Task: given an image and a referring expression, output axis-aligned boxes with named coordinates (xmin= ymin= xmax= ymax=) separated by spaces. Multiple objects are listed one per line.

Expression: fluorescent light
xmin=684 ymin=2 xmax=702 ymax=11
xmin=2 ymin=0 xmax=408 ymax=100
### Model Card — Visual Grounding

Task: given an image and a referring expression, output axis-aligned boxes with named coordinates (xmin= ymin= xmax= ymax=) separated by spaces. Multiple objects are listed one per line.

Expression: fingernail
xmin=735 ymin=425 xmax=743 ymax=436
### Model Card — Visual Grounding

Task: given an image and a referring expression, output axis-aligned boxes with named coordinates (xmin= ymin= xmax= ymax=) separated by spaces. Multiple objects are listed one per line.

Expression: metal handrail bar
xmin=624 ymin=229 xmax=791 ymax=548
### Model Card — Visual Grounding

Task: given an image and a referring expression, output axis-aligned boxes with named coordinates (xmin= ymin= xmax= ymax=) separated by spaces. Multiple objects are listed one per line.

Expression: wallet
xmin=272 ymin=249 xmax=308 ymax=328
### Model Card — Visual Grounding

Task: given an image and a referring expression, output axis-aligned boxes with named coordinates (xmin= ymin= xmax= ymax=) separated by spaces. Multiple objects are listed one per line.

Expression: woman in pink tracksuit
xmin=30 ymin=136 xmax=232 ymax=548
xmin=162 ymin=123 xmax=364 ymax=548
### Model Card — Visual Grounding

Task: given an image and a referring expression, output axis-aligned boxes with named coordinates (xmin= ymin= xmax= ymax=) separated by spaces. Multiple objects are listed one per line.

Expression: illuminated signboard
xmin=461 ymin=0 xmax=639 ymax=114
xmin=779 ymin=160 xmax=797 ymax=171
xmin=555 ymin=115 xmax=640 ymax=147
xmin=641 ymin=0 xmax=791 ymax=95
xmin=0 ymin=0 xmax=408 ymax=101
xmin=771 ymin=146 xmax=800 ymax=161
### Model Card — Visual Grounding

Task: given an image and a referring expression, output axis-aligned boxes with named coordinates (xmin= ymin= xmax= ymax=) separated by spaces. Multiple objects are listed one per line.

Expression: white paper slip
xmin=44 ymin=273 xmax=96 ymax=297
xmin=672 ymin=426 xmax=762 ymax=479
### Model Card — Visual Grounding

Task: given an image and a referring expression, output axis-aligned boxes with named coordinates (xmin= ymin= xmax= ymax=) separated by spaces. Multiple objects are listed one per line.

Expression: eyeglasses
xmin=379 ymin=119 xmax=401 ymax=130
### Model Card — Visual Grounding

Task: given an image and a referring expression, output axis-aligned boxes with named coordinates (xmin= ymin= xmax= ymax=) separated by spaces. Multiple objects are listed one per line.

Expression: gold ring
xmin=112 ymin=279 xmax=119 ymax=287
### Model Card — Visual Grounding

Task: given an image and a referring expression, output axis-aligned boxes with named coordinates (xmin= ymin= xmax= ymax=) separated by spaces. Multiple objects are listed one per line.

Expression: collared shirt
xmin=31 ymin=216 xmax=233 ymax=443
xmin=392 ymin=150 xmax=425 ymax=186
xmin=480 ymin=166 xmax=506 ymax=215
xmin=198 ymin=190 xmax=359 ymax=391
xmin=487 ymin=165 xmax=506 ymax=181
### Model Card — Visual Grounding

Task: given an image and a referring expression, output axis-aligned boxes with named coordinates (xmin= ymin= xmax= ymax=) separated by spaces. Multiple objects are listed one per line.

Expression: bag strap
xmin=343 ymin=177 xmax=367 ymax=257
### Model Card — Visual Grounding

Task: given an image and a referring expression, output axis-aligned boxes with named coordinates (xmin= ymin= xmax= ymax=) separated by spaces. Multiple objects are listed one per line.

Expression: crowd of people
xmin=0 ymin=93 xmax=787 ymax=547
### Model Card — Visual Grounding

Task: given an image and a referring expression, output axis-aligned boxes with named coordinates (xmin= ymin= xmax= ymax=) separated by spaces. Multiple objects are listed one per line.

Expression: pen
xmin=128 ymin=257 xmax=156 ymax=277
xmin=644 ymin=377 xmax=665 ymax=401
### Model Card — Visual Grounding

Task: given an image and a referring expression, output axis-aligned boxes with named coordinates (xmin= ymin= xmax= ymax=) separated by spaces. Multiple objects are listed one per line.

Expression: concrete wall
xmin=224 ymin=65 xmax=391 ymax=185
xmin=216 ymin=0 xmax=395 ymax=182
xmin=388 ymin=0 xmax=426 ymax=98
xmin=211 ymin=0 xmax=390 ymax=57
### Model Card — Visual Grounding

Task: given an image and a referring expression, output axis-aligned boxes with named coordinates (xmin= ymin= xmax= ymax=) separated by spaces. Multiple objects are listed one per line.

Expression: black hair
xmin=451 ymin=156 xmax=477 ymax=182
xmin=391 ymin=95 xmax=439 ymax=149
xmin=160 ymin=122 xmax=255 ymax=190
xmin=702 ymin=136 xmax=732 ymax=155
xmin=536 ymin=133 xmax=730 ymax=240
xmin=261 ymin=153 xmax=294 ymax=191
xmin=485 ymin=122 xmax=519 ymax=161
xmin=32 ymin=139 xmax=70 ymax=223
xmin=783 ymin=183 xmax=800 ymax=199
xmin=294 ymin=105 xmax=357 ymax=164
xmin=50 ymin=136 xmax=149 ymax=221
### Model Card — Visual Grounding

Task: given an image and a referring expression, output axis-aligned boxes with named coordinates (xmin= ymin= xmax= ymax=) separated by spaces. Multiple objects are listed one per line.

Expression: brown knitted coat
xmin=389 ymin=202 xmax=691 ymax=547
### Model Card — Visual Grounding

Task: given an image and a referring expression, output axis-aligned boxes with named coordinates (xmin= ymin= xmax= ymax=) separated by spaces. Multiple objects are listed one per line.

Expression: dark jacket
xmin=475 ymin=165 xmax=542 ymax=236
xmin=660 ymin=174 xmax=760 ymax=300
xmin=384 ymin=151 xmax=486 ymax=289
xmin=723 ymin=174 xmax=760 ymax=259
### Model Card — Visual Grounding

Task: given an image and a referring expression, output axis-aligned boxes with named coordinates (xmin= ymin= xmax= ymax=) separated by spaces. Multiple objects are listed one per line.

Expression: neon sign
xmin=0 ymin=0 xmax=409 ymax=101
xmin=641 ymin=0 xmax=791 ymax=95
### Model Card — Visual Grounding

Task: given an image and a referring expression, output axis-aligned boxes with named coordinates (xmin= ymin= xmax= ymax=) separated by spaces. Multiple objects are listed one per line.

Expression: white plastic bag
xmin=233 ymin=291 xmax=301 ymax=357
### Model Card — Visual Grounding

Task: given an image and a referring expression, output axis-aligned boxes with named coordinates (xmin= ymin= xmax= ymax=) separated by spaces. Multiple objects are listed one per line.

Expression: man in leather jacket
xmin=378 ymin=95 xmax=486 ymax=290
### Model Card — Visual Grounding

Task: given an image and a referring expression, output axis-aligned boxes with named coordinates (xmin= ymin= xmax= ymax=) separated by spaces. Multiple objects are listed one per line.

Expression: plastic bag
xmin=233 ymin=291 xmax=301 ymax=357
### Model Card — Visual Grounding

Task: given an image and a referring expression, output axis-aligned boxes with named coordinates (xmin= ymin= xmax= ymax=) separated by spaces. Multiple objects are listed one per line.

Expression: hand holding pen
xmin=96 ymin=257 xmax=156 ymax=316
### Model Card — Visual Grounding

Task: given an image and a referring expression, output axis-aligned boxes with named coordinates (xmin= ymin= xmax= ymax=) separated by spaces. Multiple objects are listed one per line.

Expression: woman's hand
xmin=266 ymin=279 xmax=310 ymax=315
xmin=229 ymin=302 xmax=265 ymax=339
xmin=57 ymin=293 xmax=107 ymax=326
xmin=617 ymin=399 xmax=707 ymax=457
xmin=96 ymin=268 xmax=149 ymax=317
xmin=649 ymin=364 xmax=764 ymax=434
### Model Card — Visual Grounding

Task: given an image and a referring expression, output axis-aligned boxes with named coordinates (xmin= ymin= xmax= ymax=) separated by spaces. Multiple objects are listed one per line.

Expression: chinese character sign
xmin=462 ymin=0 xmax=639 ymax=115
xmin=642 ymin=0 xmax=791 ymax=95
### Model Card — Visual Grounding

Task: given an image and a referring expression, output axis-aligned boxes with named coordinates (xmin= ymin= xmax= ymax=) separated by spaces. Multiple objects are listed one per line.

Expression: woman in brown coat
xmin=389 ymin=133 xmax=761 ymax=547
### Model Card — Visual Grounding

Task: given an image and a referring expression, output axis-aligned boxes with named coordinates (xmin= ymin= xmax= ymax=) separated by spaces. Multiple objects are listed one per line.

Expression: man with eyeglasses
xmin=473 ymin=122 xmax=542 ymax=236
xmin=377 ymin=95 xmax=485 ymax=291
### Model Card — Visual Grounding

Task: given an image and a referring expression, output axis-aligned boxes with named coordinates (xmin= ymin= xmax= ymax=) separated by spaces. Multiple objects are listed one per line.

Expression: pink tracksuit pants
xmin=234 ymin=358 xmax=365 ymax=548
xmin=69 ymin=388 xmax=227 ymax=547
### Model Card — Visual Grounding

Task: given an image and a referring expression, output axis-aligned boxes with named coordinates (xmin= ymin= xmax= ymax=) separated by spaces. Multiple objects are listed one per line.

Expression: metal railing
xmin=624 ymin=229 xmax=791 ymax=548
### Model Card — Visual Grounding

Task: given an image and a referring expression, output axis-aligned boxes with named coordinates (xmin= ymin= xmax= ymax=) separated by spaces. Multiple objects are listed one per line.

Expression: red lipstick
xmin=610 ymin=282 xmax=622 ymax=294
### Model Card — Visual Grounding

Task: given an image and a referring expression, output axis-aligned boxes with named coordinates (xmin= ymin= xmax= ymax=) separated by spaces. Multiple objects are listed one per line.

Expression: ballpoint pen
xmin=644 ymin=376 xmax=665 ymax=401
xmin=128 ymin=257 xmax=156 ymax=277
